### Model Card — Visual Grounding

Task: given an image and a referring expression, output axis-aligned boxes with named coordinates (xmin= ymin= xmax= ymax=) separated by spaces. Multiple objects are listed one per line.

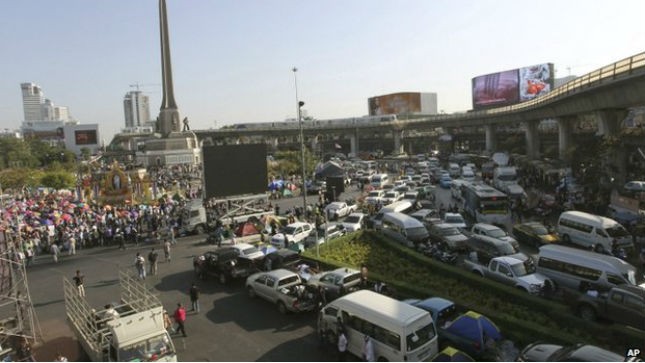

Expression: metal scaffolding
xmin=0 ymin=229 xmax=42 ymax=355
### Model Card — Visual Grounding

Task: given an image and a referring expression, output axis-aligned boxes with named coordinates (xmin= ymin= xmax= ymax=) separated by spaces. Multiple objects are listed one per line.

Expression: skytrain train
xmin=229 ymin=114 xmax=398 ymax=130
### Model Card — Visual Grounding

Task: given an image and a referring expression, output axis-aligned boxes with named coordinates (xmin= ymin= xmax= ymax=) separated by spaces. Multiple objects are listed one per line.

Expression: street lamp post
xmin=293 ymin=67 xmax=307 ymax=219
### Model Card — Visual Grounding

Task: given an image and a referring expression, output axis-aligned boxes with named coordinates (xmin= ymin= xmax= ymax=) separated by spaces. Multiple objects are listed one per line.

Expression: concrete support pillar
xmin=557 ymin=117 xmax=574 ymax=161
xmin=393 ymin=130 xmax=404 ymax=155
xmin=484 ymin=124 xmax=497 ymax=152
xmin=350 ymin=135 xmax=358 ymax=157
xmin=524 ymin=121 xmax=540 ymax=159
xmin=595 ymin=109 xmax=628 ymax=184
xmin=594 ymin=109 xmax=626 ymax=136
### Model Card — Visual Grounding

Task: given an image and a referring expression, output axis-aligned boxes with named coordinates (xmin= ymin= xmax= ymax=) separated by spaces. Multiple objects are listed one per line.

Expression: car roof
xmin=328 ymin=267 xmax=360 ymax=276
xmin=347 ymin=212 xmax=366 ymax=217
xmin=568 ymin=344 xmax=624 ymax=361
xmin=444 ymin=213 xmax=463 ymax=218
xmin=474 ymin=223 xmax=500 ymax=230
xmin=287 ymin=222 xmax=309 ymax=228
xmin=264 ymin=268 xmax=300 ymax=279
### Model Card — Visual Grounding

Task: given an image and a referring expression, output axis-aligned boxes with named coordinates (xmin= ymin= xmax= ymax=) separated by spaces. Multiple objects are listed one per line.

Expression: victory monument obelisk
xmin=137 ymin=0 xmax=200 ymax=166
xmin=157 ymin=0 xmax=180 ymax=137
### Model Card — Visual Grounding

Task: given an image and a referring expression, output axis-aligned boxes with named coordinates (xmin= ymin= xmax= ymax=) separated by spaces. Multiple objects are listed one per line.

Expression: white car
xmin=365 ymin=190 xmax=384 ymax=205
xmin=341 ymin=213 xmax=366 ymax=232
xmin=624 ymin=180 xmax=645 ymax=192
xmin=232 ymin=243 xmax=265 ymax=261
xmin=270 ymin=222 xmax=313 ymax=249
xmin=324 ymin=202 xmax=356 ymax=220
xmin=442 ymin=213 xmax=467 ymax=230
xmin=381 ymin=191 xmax=402 ymax=205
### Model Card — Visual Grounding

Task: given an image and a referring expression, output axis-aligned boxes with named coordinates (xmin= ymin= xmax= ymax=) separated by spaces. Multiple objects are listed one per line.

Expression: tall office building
xmin=21 ymin=83 xmax=45 ymax=121
xmin=20 ymin=82 xmax=70 ymax=122
xmin=123 ymin=90 xmax=151 ymax=128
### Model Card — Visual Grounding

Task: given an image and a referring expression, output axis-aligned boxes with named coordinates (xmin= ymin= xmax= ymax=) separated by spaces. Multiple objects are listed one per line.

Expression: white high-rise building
xmin=54 ymin=106 xmax=69 ymax=122
xmin=123 ymin=91 xmax=151 ymax=128
xmin=21 ymin=83 xmax=44 ymax=121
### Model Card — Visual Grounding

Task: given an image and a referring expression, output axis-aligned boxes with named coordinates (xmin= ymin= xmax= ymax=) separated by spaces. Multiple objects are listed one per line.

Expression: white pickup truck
xmin=245 ymin=269 xmax=317 ymax=314
xmin=463 ymin=255 xmax=551 ymax=295
xmin=324 ymin=201 xmax=358 ymax=220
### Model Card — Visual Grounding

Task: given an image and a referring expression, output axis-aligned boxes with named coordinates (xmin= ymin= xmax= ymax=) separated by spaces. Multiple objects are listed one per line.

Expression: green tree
xmin=270 ymin=149 xmax=317 ymax=180
xmin=40 ymin=171 xmax=76 ymax=189
xmin=0 ymin=168 xmax=44 ymax=189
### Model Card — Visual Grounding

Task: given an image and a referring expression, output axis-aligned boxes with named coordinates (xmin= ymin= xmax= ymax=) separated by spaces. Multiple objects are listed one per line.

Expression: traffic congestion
xmin=185 ymin=150 xmax=645 ymax=362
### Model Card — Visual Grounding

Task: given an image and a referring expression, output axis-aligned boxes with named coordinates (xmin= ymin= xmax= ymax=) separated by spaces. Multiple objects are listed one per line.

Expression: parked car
xmin=365 ymin=190 xmax=385 ymax=205
xmin=304 ymin=223 xmax=345 ymax=248
xmin=381 ymin=191 xmax=403 ymax=205
xmin=439 ymin=175 xmax=453 ymax=189
xmin=574 ymin=284 xmax=645 ymax=329
xmin=442 ymin=213 xmax=467 ymax=230
xmin=465 ymin=235 xmax=525 ymax=266
xmin=427 ymin=223 xmax=469 ymax=251
xmin=263 ymin=248 xmax=301 ymax=271
xmin=246 ymin=269 xmax=317 ymax=314
xmin=193 ymin=247 xmax=258 ymax=284
xmin=341 ymin=213 xmax=366 ymax=232
xmin=624 ymin=180 xmax=645 ymax=192
xmin=271 ymin=222 xmax=314 ymax=249
xmin=518 ymin=343 xmax=624 ymax=362
xmin=512 ymin=222 xmax=559 ymax=248
xmin=231 ymin=243 xmax=265 ymax=261
xmin=307 ymin=180 xmax=326 ymax=195
xmin=402 ymin=191 xmax=419 ymax=203
xmin=471 ymin=223 xmax=519 ymax=250
xmin=307 ymin=267 xmax=362 ymax=300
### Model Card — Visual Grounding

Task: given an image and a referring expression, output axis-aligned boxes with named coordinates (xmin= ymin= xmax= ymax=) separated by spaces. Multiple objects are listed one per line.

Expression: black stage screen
xmin=203 ymin=144 xmax=267 ymax=198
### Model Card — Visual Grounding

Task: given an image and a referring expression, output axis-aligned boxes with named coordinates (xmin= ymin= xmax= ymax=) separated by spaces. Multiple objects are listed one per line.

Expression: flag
xmin=334 ymin=143 xmax=342 ymax=150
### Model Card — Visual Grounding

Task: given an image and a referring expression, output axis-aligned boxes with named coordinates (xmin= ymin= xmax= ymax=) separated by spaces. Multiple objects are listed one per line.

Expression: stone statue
xmin=182 ymin=117 xmax=190 ymax=131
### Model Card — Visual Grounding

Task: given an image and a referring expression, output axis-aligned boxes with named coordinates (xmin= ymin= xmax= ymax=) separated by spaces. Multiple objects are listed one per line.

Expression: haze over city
xmin=1 ymin=0 xmax=644 ymax=141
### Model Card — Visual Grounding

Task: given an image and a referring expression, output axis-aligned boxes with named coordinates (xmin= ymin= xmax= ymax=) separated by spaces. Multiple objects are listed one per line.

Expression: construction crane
xmin=129 ymin=82 xmax=160 ymax=92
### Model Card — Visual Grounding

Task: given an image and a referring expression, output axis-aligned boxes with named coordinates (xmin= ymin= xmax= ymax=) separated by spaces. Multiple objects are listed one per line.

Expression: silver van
xmin=381 ymin=212 xmax=429 ymax=248
xmin=372 ymin=201 xmax=414 ymax=230
xmin=536 ymin=244 xmax=643 ymax=291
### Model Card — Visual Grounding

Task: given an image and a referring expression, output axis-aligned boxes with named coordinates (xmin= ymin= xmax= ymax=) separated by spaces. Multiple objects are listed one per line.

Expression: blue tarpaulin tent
xmin=445 ymin=311 xmax=502 ymax=356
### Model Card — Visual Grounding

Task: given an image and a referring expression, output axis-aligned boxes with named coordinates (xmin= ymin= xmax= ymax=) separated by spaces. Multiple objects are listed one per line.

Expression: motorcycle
xmin=425 ymin=243 xmax=458 ymax=265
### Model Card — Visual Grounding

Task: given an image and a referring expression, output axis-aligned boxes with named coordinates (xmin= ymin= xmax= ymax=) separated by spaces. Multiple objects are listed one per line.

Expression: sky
xmin=1 ymin=0 xmax=644 ymax=142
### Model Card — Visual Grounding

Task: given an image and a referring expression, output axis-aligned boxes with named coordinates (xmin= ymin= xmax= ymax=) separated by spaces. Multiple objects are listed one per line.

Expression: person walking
xmin=148 ymin=248 xmax=159 ymax=276
xmin=51 ymin=243 xmax=60 ymax=263
xmin=189 ymin=282 xmax=200 ymax=313
xmin=362 ymin=335 xmax=375 ymax=362
xmin=173 ymin=303 xmax=187 ymax=337
xmin=135 ymin=252 xmax=146 ymax=280
xmin=337 ymin=328 xmax=348 ymax=361
xmin=163 ymin=239 xmax=172 ymax=263
xmin=73 ymin=270 xmax=85 ymax=297
xmin=68 ymin=236 xmax=76 ymax=256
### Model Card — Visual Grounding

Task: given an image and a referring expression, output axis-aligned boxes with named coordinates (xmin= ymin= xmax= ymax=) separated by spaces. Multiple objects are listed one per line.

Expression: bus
xmin=318 ymin=290 xmax=439 ymax=362
xmin=461 ymin=182 xmax=511 ymax=226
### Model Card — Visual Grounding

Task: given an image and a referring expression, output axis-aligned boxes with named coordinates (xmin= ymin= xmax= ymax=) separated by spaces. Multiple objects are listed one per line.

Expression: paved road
xmin=28 ymin=236 xmax=338 ymax=362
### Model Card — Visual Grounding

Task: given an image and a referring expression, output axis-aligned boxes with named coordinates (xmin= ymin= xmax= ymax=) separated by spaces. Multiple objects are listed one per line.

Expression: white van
xmin=448 ymin=163 xmax=461 ymax=178
xmin=537 ymin=244 xmax=643 ymax=291
xmin=557 ymin=211 xmax=634 ymax=252
xmin=372 ymin=201 xmax=414 ymax=230
xmin=370 ymin=174 xmax=390 ymax=188
xmin=318 ymin=290 xmax=439 ymax=362
xmin=382 ymin=212 xmax=429 ymax=247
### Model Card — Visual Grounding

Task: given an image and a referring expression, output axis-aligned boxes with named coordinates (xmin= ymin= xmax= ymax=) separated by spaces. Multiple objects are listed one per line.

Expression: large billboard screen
xmin=519 ymin=63 xmax=553 ymax=101
xmin=472 ymin=63 xmax=554 ymax=109
xmin=202 ymin=144 xmax=268 ymax=198
xmin=472 ymin=69 xmax=519 ymax=109
xmin=368 ymin=93 xmax=421 ymax=115
xmin=74 ymin=130 xmax=98 ymax=145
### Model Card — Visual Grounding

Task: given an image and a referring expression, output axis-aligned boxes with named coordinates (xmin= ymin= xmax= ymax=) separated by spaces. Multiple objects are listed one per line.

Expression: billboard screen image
xmin=368 ymin=93 xmax=421 ymax=115
xmin=519 ymin=63 xmax=554 ymax=101
xmin=472 ymin=69 xmax=519 ymax=109
xmin=202 ymin=144 xmax=268 ymax=198
xmin=74 ymin=130 xmax=98 ymax=145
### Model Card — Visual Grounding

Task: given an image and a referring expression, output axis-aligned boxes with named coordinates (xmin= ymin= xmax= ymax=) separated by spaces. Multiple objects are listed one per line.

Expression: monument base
xmin=137 ymin=131 xmax=200 ymax=167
